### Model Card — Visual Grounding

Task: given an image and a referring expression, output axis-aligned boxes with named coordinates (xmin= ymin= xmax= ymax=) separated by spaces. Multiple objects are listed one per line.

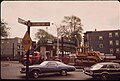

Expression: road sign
xmin=18 ymin=18 xmax=50 ymax=27
xmin=18 ymin=18 xmax=27 ymax=25
xmin=21 ymin=31 xmax=32 ymax=51
xmin=31 ymin=22 xmax=50 ymax=26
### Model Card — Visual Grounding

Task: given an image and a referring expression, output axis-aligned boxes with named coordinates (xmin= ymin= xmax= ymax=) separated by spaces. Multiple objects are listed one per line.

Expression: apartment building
xmin=1 ymin=37 xmax=25 ymax=60
xmin=84 ymin=30 xmax=120 ymax=59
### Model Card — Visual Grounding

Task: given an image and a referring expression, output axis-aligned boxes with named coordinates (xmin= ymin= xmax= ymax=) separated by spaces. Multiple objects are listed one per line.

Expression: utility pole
xmin=61 ymin=37 xmax=64 ymax=62
xmin=52 ymin=23 xmax=59 ymax=57
xmin=26 ymin=20 xmax=30 ymax=80
xmin=13 ymin=43 xmax=14 ymax=60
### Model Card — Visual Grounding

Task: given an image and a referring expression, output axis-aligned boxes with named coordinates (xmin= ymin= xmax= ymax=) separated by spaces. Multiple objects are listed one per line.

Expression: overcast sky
xmin=1 ymin=1 xmax=120 ymax=41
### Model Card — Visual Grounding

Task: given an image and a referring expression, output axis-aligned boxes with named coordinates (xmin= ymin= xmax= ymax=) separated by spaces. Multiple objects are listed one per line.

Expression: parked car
xmin=22 ymin=51 xmax=42 ymax=65
xmin=20 ymin=61 xmax=76 ymax=78
xmin=83 ymin=62 xmax=120 ymax=80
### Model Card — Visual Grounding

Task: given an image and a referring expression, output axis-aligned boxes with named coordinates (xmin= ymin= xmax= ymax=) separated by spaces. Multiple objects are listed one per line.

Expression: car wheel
xmin=60 ymin=70 xmax=67 ymax=76
xmin=32 ymin=70 xmax=39 ymax=78
xmin=101 ymin=74 xmax=108 ymax=80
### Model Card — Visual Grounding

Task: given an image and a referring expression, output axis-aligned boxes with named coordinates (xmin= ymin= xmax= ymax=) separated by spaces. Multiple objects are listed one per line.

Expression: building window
xmin=99 ymin=36 xmax=103 ymax=40
xmin=99 ymin=44 xmax=103 ymax=48
xmin=18 ymin=45 xmax=20 ymax=49
xmin=18 ymin=52 xmax=20 ymax=56
xmin=22 ymin=46 xmax=24 ymax=48
xmin=22 ymin=52 xmax=24 ymax=55
xmin=18 ymin=39 xmax=21 ymax=43
xmin=110 ymin=48 xmax=113 ymax=54
xmin=116 ymin=48 xmax=120 ymax=53
xmin=116 ymin=40 xmax=119 ymax=45
xmin=115 ymin=32 xmax=119 ymax=37
xmin=109 ymin=32 xmax=112 ymax=38
xmin=2 ymin=42 xmax=4 ymax=43
xmin=7 ymin=41 xmax=10 ymax=43
xmin=109 ymin=40 xmax=113 ymax=45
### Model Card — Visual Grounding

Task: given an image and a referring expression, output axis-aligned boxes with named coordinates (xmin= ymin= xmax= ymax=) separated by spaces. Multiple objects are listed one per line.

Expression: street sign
xmin=18 ymin=18 xmax=50 ymax=80
xmin=21 ymin=31 xmax=32 ymax=51
xmin=18 ymin=18 xmax=50 ymax=26
xmin=18 ymin=18 xmax=27 ymax=25
xmin=31 ymin=22 xmax=50 ymax=26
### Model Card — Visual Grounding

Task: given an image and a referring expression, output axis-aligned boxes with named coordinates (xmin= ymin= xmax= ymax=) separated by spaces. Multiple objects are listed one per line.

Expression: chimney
xmin=95 ymin=29 xmax=97 ymax=31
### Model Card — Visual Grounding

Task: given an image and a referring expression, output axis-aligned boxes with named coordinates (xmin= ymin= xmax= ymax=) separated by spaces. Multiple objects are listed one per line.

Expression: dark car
xmin=83 ymin=62 xmax=120 ymax=80
xmin=20 ymin=61 xmax=76 ymax=78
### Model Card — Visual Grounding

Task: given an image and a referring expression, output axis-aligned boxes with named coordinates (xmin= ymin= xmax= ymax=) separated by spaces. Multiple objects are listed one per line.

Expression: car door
xmin=107 ymin=64 xmax=116 ymax=75
xmin=114 ymin=64 xmax=120 ymax=75
xmin=46 ymin=62 xmax=59 ymax=73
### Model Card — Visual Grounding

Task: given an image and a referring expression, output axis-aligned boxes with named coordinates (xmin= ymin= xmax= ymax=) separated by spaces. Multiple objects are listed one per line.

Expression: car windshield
xmin=91 ymin=63 xmax=103 ymax=69
xmin=40 ymin=61 xmax=48 ymax=66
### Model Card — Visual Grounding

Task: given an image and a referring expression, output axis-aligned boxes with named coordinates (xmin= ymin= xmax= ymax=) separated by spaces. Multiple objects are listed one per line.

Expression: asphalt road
xmin=1 ymin=61 xmax=92 ymax=80
xmin=0 ymin=61 xmax=95 ymax=80
xmin=2 ymin=61 xmax=119 ymax=80
xmin=3 ymin=61 xmax=119 ymax=80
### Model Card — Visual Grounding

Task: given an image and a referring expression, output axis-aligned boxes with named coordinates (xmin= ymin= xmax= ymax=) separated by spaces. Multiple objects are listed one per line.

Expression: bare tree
xmin=35 ymin=29 xmax=55 ymax=43
xmin=0 ymin=19 xmax=10 ymax=37
xmin=58 ymin=15 xmax=83 ymax=46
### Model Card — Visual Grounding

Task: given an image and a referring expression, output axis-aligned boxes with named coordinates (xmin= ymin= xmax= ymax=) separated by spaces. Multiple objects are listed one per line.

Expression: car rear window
xmin=115 ymin=64 xmax=120 ymax=68
xmin=101 ymin=65 xmax=107 ymax=68
xmin=40 ymin=61 xmax=48 ymax=66
xmin=57 ymin=61 xmax=67 ymax=66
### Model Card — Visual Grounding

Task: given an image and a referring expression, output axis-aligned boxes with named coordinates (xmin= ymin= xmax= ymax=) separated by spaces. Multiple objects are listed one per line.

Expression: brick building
xmin=84 ymin=30 xmax=120 ymax=59
xmin=1 ymin=37 xmax=25 ymax=60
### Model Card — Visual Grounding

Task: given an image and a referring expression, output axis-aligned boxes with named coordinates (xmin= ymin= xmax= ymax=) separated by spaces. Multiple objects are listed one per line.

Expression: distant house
xmin=1 ymin=36 xmax=77 ymax=61
xmin=1 ymin=37 xmax=25 ymax=60
xmin=84 ymin=29 xmax=120 ymax=59
xmin=37 ymin=39 xmax=76 ymax=61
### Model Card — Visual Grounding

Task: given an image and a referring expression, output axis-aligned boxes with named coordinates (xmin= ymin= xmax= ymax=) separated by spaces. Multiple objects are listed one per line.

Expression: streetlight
xmin=52 ymin=23 xmax=59 ymax=58
xmin=75 ymin=35 xmax=79 ymax=47
xmin=77 ymin=38 xmax=79 ymax=47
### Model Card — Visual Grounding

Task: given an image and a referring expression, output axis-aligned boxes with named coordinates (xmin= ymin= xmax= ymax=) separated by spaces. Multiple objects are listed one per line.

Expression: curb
xmin=75 ymin=69 xmax=83 ymax=72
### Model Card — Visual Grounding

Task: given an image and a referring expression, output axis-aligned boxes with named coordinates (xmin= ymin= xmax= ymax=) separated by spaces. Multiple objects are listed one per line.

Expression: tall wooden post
xmin=26 ymin=20 xmax=30 ymax=80
xmin=13 ymin=43 xmax=14 ymax=60
xmin=61 ymin=37 xmax=64 ymax=62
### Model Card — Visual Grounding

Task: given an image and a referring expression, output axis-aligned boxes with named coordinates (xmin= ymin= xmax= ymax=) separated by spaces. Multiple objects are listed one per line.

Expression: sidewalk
xmin=7 ymin=61 xmax=20 ymax=64
xmin=1 ymin=61 xmax=20 ymax=67
xmin=75 ymin=66 xmax=87 ymax=69
xmin=75 ymin=69 xmax=83 ymax=72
